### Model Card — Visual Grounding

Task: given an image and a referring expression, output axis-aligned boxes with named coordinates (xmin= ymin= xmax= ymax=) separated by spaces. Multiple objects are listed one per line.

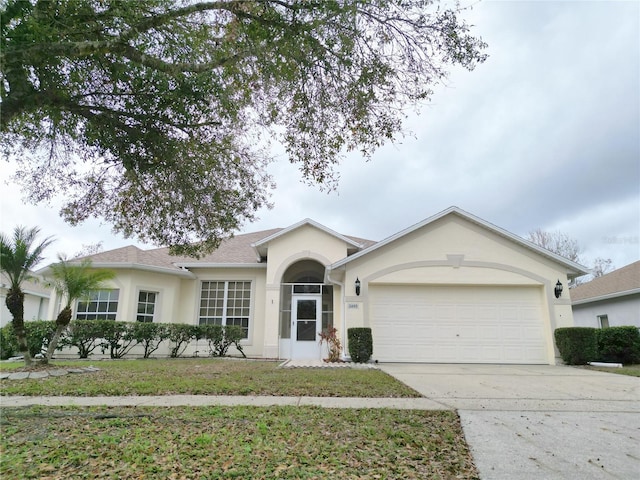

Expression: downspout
xmin=325 ymin=267 xmax=348 ymax=360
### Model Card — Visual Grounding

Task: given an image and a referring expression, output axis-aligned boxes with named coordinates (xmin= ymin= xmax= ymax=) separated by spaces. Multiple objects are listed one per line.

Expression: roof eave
xmin=330 ymin=206 xmax=591 ymax=275
xmin=39 ymin=262 xmax=197 ymax=279
xmin=173 ymin=263 xmax=266 ymax=269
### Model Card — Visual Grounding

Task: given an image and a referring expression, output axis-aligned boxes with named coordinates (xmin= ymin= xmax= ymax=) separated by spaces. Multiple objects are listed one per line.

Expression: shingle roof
xmin=571 ymin=260 xmax=640 ymax=304
xmin=58 ymin=226 xmax=375 ymax=272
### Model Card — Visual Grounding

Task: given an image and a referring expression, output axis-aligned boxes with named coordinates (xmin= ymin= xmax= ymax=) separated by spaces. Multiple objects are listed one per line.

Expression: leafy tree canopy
xmin=1 ymin=0 xmax=487 ymax=256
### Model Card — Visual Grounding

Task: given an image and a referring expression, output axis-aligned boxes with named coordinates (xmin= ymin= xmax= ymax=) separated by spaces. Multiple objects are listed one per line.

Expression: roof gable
xmin=329 ymin=206 xmax=590 ymax=276
xmin=251 ymin=218 xmax=364 ymax=259
xmin=571 ymin=260 xmax=640 ymax=304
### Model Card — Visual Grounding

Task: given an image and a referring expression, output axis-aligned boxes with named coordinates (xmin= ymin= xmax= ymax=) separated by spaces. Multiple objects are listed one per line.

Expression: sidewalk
xmin=0 ymin=394 xmax=450 ymax=410
xmin=0 ymin=359 xmax=447 ymax=409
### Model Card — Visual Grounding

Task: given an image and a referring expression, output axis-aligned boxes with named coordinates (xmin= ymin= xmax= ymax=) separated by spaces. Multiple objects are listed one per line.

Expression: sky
xmin=1 ymin=0 xmax=639 ymax=274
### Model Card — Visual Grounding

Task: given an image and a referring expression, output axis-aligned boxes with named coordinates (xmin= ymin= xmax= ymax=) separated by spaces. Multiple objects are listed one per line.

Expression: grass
xmin=0 ymin=358 xmax=421 ymax=397
xmin=581 ymin=364 xmax=640 ymax=377
xmin=0 ymin=405 xmax=479 ymax=479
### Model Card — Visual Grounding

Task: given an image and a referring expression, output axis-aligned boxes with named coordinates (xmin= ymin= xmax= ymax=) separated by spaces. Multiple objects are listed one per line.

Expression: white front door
xmin=291 ymin=295 xmax=322 ymax=359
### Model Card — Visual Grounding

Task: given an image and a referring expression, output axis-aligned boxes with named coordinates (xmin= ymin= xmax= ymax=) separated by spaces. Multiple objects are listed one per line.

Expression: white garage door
xmin=369 ymin=285 xmax=548 ymax=364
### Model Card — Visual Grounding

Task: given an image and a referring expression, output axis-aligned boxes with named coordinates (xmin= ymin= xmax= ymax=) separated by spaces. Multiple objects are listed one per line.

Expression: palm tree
xmin=0 ymin=227 xmax=55 ymax=366
xmin=44 ymin=255 xmax=115 ymax=363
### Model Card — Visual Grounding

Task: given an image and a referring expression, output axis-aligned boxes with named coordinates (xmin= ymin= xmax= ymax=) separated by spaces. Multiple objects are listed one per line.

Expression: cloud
xmin=1 ymin=0 xmax=638 ymax=271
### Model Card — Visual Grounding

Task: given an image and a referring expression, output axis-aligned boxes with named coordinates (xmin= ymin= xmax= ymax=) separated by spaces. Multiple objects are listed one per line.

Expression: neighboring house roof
xmin=571 ymin=260 xmax=640 ymax=305
xmin=329 ymin=206 xmax=590 ymax=277
xmin=0 ymin=272 xmax=50 ymax=298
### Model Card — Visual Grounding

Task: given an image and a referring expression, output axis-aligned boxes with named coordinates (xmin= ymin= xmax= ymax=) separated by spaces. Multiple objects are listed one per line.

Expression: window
xmin=598 ymin=315 xmax=609 ymax=328
xmin=199 ymin=281 xmax=251 ymax=338
xmin=76 ymin=289 xmax=119 ymax=320
xmin=137 ymin=291 xmax=158 ymax=322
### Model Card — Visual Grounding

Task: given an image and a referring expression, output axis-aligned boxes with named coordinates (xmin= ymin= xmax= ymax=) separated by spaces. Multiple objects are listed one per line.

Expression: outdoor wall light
xmin=554 ymin=280 xmax=563 ymax=298
xmin=355 ymin=278 xmax=361 ymax=296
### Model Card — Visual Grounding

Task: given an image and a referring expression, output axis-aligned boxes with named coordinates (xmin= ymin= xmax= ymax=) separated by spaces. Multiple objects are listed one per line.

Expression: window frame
xmin=75 ymin=289 xmax=119 ymax=320
xmin=136 ymin=290 xmax=158 ymax=323
xmin=597 ymin=314 xmax=610 ymax=329
xmin=198 ymin=280 xmax=252 ymax=341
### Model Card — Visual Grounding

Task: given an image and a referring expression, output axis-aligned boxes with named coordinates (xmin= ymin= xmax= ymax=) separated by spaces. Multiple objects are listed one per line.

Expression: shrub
xmin=23 ymin=320 xmax=57 ymax=357
xmin=597 ymin=326 xmax=640 ymax=364
xmin=554 ymin=327 xmax=598 ymax=365
xmin=129 ymin=322 xmax=170 ymax=358
xmin=167 ymin=324 xmax=199 ymax=358
xmin=200 ymin=324 xmax=246 ymax=357
xmin=348 ymin=327 xmax=373 ymax=363
xmin=224 ymin=326 xmax=246 ymax=358
xmin=64 ymin=320 xmax=109 ymax=358
xmin=319 ymin=327 xmax=342 ymax=362
xmin=100 ymin=321 xmax=136 ymax=359
xmin=0 ymin=324 xmax=18 ymax=360
xmin=0 ymin=320 xmax=57 ymax=359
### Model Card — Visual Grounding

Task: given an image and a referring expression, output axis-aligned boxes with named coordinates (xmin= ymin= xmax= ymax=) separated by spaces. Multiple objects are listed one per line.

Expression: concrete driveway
xmin=380 ymin=364 xmax=640 ymax=480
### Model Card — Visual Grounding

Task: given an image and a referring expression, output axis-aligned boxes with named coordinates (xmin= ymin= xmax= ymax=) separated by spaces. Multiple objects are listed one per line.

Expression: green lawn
xmin=0 ymin=405 xmax=478 ymax=479
xmin=582 ymin=364 xmax=640 ymax=377
xmin=0 ymin=358 xmax=421 ymax=397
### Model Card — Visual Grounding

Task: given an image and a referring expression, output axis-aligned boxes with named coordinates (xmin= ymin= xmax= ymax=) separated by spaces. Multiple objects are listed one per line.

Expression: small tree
xmin=0 ymin=226 xmax=54 ymax=366
xmin=44 ymin=255 xmax=115 ymax=363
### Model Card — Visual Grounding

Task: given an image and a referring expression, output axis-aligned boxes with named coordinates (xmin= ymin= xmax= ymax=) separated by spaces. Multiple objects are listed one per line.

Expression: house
xmin=0 ymin=272 xmax=50 ymax=328
xmin=571 ymin=261 xmax=640 ymax=329
xmin=42 ymin=206 xmax=589 ymax=364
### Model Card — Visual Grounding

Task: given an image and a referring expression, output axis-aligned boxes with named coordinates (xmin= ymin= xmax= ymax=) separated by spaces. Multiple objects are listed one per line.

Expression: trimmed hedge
xmin=554 ymin=327 xmax=598 ymax=365
xmin=1 ymin=320 xmax=246 ymax=359
xmin=555 ymin=326 xmax=640 ymax=365
xmin=0 ymin=321 xmax=57 ymax=359
xmin=64 ymin=320 xmax=109 ymax=358
xmin=348 ymin=327 xmax=373 ymax=363
xmin=597 ymin=326 xmax=640 ymax=364
xmin=167 ymin=324 xmax=200 ymax=358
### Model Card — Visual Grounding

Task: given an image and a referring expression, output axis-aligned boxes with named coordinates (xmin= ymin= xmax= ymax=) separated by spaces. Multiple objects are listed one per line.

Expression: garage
xmin=369 ymin=285 xmax=548 ymax=364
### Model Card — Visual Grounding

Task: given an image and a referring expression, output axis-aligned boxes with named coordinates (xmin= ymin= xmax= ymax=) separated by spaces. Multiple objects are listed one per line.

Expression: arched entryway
xmin=279 ymin=260 xmax=333 ymax=359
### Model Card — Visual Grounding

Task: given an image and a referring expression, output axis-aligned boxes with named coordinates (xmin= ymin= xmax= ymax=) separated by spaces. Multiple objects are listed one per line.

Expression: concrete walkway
xmin=379 ymin=363 xmax=640 ymax=480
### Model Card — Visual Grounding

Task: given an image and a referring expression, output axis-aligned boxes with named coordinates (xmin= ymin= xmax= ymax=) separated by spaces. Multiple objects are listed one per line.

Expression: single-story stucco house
xmin=42 ymin=206 xmax=589 ymax=364
xmin=571 ymin=260 xmax=640 ymax=329
xmin=1 ymin=272 xmax=50 ymax=328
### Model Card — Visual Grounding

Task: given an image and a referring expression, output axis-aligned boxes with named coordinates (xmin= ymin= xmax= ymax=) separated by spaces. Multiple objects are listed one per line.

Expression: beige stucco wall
xmin=339 ymin=215 xmax=577 ymax=364
xmin=185 ymin=267 xmax=267 ymax=357
xmin=260 ymin=224 xmax=355 ymax=358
